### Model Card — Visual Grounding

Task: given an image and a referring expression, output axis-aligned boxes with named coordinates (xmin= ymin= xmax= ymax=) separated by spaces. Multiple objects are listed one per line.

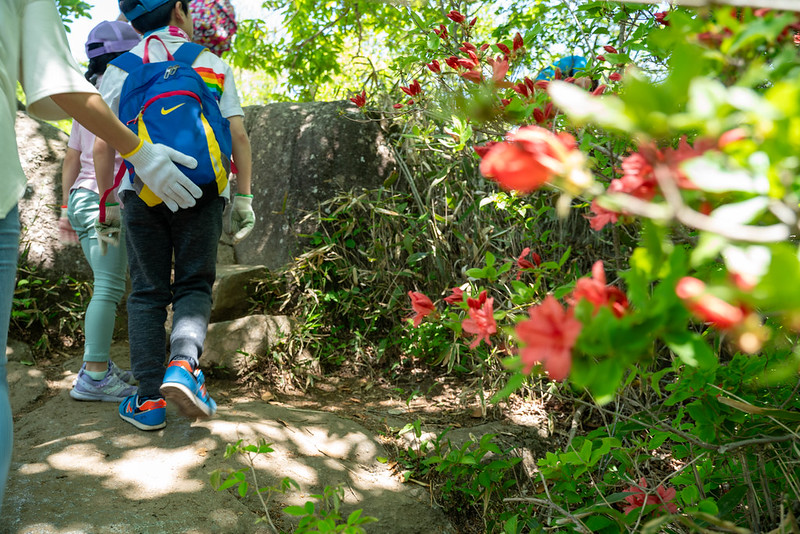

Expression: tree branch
xmin=614 ymin=0 xmax=800 ymax=12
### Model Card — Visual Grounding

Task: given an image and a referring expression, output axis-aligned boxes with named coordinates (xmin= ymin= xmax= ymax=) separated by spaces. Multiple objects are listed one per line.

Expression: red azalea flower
xmin=596 ymin=54 xmax=607 ymax=62
xmin=400 ymin=79 xmax=422 ymax=97
xmin=427 ymin=60 xmax=441 ymax=74
xmin=496 ymin=42 xmax=511 ymax=55
xmin=445 ymin=56 xmax=461 ymax=69
xmin=516 ymin=247 xmax=541 ymax=279
xmin=568 ymin=261 xmax=629 ymax=317
xmin=513 ymin=32 xmax=524 ymax=51
xmin=675 ymin=277 xmax=745 ymax=330
xmin=592 ymin=84 xmax=607 ymax=95
xmin=586 ymin=198 xmax=620 ymax=231
xmin=473 ymin=141 xmax=498 ymax=159
xmin=460 ymin=42 xmax=477 ymax=54
xmin=393 ymin=103 xmax=404 ymax=109
xmin=462 ymin=296 xmax=497 ymax=348
xmin=654 ymin=11 xmax=670 ymax=25
xmin=479 ymin=126 xmax=579 ymax=194
xmin=533 ymin=102 xmax=555 ymax=124
xmin=534 ymin=80 xmax=549 ymax=90
xmin=434 ymin=24 xmax=449 ymax=39
xmin=467 ymin=290 xmax=488 ymax=311
xmin=718 ymin=127 xmax=747 ymax=148
xmin=603 ymin=45 xmax=618 ymax=54
xmin=461 ymin=69 xmax=483 ymax=83
xmin=609 ymin=72 xmax=622 ymax=82
xmin=516 ymin=296 xmax=582 ymax=380
xmin=447 ymin=10 xmax=466 ymax=23
xmin=618 ymin=152 xmax=657 ymax=200
xmin=513 ymin=82 xmax=531 ymax=97
xmin=479 ymin=43 xmax=490 ymax=52
xmin=469 ymin=17 xmax=477 ymax=27
xmin=623 ymin=478 xmax=678 ymax=515
xmin=348 ymin=90 xmax=366 ymax=108
xmin=490 ymin=57 xmax=509 ymax=82
xmin=444 ymin=287 xmax=465 ymax=305
xmin=407 ymin=291 xmax=435 ymax=327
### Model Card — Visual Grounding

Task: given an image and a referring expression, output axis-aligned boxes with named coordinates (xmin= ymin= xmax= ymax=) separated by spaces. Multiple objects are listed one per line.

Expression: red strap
xmin=99 ymin=164 xmax=128 ymax=222
xmin=143 ymin=35 xmax=175 ymax=64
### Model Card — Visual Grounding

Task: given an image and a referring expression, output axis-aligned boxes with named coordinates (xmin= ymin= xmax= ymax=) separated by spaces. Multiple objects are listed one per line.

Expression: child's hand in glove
xmin=228 ymin=194 xmax=255 ymax=244
xmin=94 ymin=203 xmax=121 ymax=255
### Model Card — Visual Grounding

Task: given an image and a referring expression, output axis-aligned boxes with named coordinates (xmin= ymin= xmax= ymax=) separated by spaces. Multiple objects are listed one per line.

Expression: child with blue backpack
xmin=94 ymin=0 xmax=255 ymax=431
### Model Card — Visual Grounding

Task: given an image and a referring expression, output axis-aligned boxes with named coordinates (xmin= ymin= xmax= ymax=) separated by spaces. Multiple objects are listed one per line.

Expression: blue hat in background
xmin=535 ymin=55 xmax=587 ymax=80
xmin=121 ymin=0 xmax=172 ymax=22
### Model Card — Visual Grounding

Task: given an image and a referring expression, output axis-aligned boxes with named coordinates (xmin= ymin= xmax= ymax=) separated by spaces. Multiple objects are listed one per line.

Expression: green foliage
xmin=211 ymin=439 xmax=377 ymax=532
xmin=11 ymin=250 xmax=91 ymax=355
xmin=56 ymin=0 xmax=91 ymax=26
xmin=392 ymin=420 xmax=534 ymax=533
xmin=285 ymin=485 xmax=378 ymax=534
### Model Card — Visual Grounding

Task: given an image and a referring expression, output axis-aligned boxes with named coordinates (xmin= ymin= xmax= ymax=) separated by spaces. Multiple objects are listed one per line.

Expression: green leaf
xmin=682 ymin=157 xmax=768 ymax=195
xmin=491 ymin=373 xmax=525 ymax=403
xmin=466 ymin=267 xmax=486 ymax=279
xmin=284 ymin=505 xmax=310 ymax=516
xmin=665 ymin=331 xmax=716 ymax=369
xmin=548 ymin=81 xmax=635 ymax=133
xmin=426 ymin=32 xmax=439 ymax=50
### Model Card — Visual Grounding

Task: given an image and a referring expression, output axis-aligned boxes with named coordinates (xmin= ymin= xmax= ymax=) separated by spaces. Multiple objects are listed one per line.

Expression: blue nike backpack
xmin=110 ymin=39 xmax=232 ymax=207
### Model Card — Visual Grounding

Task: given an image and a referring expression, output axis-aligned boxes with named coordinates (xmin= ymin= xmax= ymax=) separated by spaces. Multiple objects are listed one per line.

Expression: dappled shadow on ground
xmin=2 ymin=365 xmax=458 ymax=534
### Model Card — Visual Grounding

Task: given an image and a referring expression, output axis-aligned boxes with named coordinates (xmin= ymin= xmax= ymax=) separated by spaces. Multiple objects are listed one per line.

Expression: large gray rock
xmin=209 ymin=264 xmax=266 ymax=323
xmin=237 ymin=101 xmax=396 ymax=270
xmin=14 ymin=112 xmax=92 ymax=280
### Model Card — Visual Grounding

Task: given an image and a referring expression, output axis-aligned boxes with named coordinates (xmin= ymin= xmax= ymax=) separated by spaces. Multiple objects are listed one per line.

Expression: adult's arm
xmin=50 ymin=93 xmax=140 ymax=155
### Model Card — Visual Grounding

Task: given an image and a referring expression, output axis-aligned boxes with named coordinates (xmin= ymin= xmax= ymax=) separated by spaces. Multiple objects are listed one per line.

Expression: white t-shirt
xmin=99 ymin=26 xmax=243 ymax=197
xmin=0 ymin=0 xmax=98 ymax=219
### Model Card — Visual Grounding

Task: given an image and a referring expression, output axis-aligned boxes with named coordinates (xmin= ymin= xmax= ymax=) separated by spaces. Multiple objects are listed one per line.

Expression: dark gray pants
xmin=122 ymin=191 xmax=223 ymax=397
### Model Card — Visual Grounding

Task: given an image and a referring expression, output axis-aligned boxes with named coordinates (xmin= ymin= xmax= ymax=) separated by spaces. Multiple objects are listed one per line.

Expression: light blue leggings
xmin=0 ymin=205 xmax=20 ymax=514
xmin=67 ymin=188 xmax=127 ymax=364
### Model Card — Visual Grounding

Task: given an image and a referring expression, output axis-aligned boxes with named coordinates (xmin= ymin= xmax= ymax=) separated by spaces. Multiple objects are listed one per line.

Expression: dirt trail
xmin=2 ymin=350 xmax=459 ymax=534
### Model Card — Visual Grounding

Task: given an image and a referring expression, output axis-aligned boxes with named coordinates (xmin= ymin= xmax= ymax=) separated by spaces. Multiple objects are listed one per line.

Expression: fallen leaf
xmin=261 ymin=391 xmax=274 ymax=402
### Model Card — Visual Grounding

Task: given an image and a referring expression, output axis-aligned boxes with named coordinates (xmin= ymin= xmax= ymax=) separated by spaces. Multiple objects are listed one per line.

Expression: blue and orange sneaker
xmin=119 ymin=394 xmax=167 ymax=431
xmin=159 ymin=360 xmax=217 ymax=419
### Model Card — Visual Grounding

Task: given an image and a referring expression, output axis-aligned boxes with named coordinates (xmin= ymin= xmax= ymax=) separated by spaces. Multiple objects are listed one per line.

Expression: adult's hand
xmin=123 ymin=140 xmax=201 ymax=212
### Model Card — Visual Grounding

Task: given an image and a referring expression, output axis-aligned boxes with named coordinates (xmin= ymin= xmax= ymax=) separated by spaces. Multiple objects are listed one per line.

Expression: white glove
xmin=58 ymin=206 xmax=78 ymax=244
xmin=94 ymin=203 xmax=120 ymax=255
xmin=123 ymin=140 xmax=201 ymax=212
xmin=229 ymin=194 xmax=255 ymax=244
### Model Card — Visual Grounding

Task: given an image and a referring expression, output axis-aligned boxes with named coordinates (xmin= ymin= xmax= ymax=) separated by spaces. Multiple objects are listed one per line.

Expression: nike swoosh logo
xmin=161 ymin=103 xmax=185 ymax=115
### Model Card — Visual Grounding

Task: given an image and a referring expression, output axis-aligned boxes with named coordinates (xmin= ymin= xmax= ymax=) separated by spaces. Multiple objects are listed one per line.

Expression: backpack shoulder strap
xmin=173 ymin=42 xmax=207 ymax=66
xmin=109 ymin=51 xmax=142 ymax=74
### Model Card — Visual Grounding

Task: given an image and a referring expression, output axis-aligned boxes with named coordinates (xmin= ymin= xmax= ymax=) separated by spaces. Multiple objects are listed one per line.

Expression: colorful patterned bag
xmin=189 ymin=0 xmax=237 ymax=57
